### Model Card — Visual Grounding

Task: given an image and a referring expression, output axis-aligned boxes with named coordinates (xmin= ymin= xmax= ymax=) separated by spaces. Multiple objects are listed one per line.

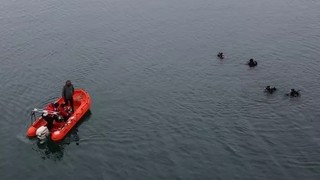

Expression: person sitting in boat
xmin=42 ymin=111 xmax=54 ymax=130
xmin=217 ymin=52 xmax=224 ymax=59
xmin=46 ymin=102 xmax=59 ymax=112
xmin=44 ymin=102 xmax=60 ymax=122
xmin=58 ymin=103 xmax=71 ymax=121
xmin=54 ymin=102 xmax=59 ymax=109
xmin=287 ymin=89 xmax=300 ymax=97
xmin=265 ymin=86 xmax=277 ymax=94
xmin=247 ymin=58 xmax=257 ymax=67
xmin=46 ymin=103 xmax=55 ymax=111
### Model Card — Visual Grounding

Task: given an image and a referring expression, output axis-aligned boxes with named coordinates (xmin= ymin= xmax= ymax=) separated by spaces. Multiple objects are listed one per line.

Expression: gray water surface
xmin=1 ymin=0 xmax=320 ymax=179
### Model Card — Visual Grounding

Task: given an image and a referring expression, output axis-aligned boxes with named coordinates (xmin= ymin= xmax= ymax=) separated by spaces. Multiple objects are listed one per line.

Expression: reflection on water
xmin=34 ymin=139 xmax=65 ymax=161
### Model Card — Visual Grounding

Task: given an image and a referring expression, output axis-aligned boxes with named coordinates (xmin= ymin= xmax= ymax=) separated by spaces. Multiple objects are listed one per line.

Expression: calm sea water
xmin=1 ymin=0 xmax=320 ymax=179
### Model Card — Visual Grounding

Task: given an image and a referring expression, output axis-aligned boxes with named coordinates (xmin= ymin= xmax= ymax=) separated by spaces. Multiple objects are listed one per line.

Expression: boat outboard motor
xmin=36 ymin=126 xmax=49 ymax=144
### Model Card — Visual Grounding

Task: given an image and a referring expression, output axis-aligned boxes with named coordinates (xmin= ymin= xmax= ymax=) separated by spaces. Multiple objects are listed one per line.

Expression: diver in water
xmin=287 ymin=89 xmax=300 ymax=97
xmin=217 ymin=52 xmax=224 ymax=59
xmin=265 ymin=86 xmax=277 ymax=94
xmin=247 ymin=58 xmax=258 ymax=67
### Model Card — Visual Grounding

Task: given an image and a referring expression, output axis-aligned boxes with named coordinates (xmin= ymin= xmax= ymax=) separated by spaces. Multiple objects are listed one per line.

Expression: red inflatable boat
xmin=27 ymin=89 xmax=91 ymax=142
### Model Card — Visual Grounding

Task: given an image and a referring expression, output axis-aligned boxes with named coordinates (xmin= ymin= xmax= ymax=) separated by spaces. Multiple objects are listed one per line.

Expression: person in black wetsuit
xmin=247 ymin=58 xmax=258 ymax=67
xmin=42 ymin=111 xmax=54 ymax=130
xmin=287 ymin=89 xmax=300 ymax=97
xmin=62 ymin=80 xmax=74 ymax=112
xmin=265 ymin=86 xmax=277 ymax=94
xmin=217 ymin=52 xmax=224 ymax=59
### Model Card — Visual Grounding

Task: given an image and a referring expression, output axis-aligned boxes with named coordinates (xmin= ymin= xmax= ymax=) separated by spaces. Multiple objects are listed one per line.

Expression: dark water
xmin=1 ymin=0 xmax=320 ymax=179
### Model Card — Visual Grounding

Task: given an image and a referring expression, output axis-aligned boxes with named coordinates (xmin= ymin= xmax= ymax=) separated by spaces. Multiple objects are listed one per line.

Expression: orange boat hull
xmin=27 ymin=89 xmax=91 ymax=142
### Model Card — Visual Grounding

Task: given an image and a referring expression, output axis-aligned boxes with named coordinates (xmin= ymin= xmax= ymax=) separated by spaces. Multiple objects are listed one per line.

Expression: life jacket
xmin=46 ymin=103 xmax=55 ymax=111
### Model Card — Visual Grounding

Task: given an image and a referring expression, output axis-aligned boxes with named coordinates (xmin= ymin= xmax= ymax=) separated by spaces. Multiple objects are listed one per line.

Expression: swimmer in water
xmin=265 ymin=86 xmax=277 ymax=94
xmin=217 ymin=52 xmax=224 ymax=59
xmin=247 ymin=58 xmax=258 ymax=67
xmin=286 ymin=89 xmax=300 ymax=97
